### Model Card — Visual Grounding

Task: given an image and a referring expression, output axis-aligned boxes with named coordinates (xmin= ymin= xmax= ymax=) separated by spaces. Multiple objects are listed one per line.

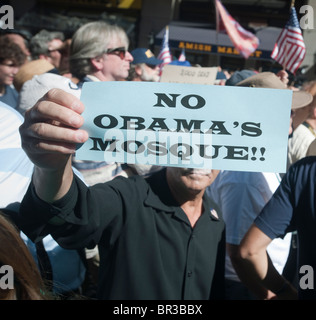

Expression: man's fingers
xmin=42 ymin=88 xmax=84 ymax=114
xmin=27 ymin=139 xmax=79 ymax=155
xmin=24 ymin=88 xmax=85 ymax=130
xmin=20 ymin=88 xmax=89 ymax=157
xmin=28 ymin=122 xmax=88 ymax=144
xmin=20 ymin=123 xmax=88 ymax=155
xmin=28 ymin=99 xmax=84 ymax=129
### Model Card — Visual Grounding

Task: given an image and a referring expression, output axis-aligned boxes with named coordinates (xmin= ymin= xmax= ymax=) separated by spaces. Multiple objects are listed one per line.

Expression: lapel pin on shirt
xmin=210 ymin=209 xmax=219 ymax=219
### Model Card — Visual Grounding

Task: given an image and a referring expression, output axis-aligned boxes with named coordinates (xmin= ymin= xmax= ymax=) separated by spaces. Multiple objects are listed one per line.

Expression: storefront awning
xmin=155 ymin=24 xmax=282 ymax=60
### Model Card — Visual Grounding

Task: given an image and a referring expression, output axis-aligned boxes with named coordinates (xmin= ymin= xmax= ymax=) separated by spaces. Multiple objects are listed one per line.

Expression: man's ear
xmin=90 ymin=57 xmax=103 ymax=71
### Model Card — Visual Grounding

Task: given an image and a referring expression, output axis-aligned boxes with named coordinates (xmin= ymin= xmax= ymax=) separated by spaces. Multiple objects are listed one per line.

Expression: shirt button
xmin=187 ymin=271 xmax=192 ymax=277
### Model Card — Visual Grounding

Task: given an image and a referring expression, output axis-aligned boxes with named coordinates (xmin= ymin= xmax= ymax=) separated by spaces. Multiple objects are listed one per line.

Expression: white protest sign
xmin=160 ymin=65 xmax=217 ymax=85
xmin=76 ymin=81 xmax=292 ymax=173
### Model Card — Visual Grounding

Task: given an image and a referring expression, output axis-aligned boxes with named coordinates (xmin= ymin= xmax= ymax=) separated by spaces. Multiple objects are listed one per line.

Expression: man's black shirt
xmin=19 ymin=168 xmax=225 ymax=300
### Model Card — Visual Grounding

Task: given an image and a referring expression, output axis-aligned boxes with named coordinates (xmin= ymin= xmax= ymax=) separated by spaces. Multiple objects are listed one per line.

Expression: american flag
xmin=271 ymin=7 xmax=306 ymax=74
xmin=215 ymin=0 xmax=259 ymax=59
xmin=158 ymin=26 xmax=172 ymax=74
xmin=178 ymin=48 xmax=186 ymax=61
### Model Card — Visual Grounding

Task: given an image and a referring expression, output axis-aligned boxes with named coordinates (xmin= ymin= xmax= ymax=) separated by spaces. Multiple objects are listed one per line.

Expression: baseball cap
xmin=237 ymin=72 xmax=313 ymax=109
xmin=131 ymin=48 xmax=163 ymax=65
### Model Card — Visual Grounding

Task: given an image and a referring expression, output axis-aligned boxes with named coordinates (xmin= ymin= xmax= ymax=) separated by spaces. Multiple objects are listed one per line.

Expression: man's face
xmin=0 ymin=59 xmax=20 ymax=86
xmin=45 ymin=38 xmax=64 ymax=68
xmin=99 ymin=38 xmax=133 ymax=81
xmin=138 ymin=63 xmax=160 ymax=82
xmin=166 ymin=167 xmax=220 ymax=196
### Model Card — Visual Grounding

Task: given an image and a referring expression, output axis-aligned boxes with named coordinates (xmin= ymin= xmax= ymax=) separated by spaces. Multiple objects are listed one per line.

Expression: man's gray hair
xmin=29 ymin=29 xmax=64 ymax=59
xmin=69 ymin=21 xmax=129 ymax=80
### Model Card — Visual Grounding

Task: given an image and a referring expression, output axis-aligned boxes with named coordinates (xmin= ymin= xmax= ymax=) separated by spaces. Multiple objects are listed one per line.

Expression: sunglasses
xmin=146 ymin=64 xmax=159 ymax=69
xmin=106 ymin=47 xmax=127 ymax=60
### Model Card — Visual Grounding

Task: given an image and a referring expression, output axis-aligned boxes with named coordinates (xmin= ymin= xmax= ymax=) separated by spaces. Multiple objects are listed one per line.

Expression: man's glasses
xmin=106 ymin=47 xmax=127 ymax=60
xmin=146 ymin=64 xmax=159 ymax=69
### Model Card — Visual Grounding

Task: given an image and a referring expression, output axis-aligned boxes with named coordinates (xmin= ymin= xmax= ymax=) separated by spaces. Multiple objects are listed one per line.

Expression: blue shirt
xmin=255 ymin=156 xmax=316 ymax=299
xmin=0 ymin=85 xmax=19 ymax=109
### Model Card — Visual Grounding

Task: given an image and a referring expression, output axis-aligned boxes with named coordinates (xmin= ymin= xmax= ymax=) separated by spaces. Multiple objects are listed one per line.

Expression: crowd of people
xmin=1 ymin=19 xmax=316 ymax=301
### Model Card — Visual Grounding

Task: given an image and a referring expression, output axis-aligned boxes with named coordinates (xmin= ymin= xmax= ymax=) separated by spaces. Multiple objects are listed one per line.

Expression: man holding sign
xmin=17 ymin=88 xmax=225 ymax=300
xmin=17 ymin=72 xmax=295 ymax=299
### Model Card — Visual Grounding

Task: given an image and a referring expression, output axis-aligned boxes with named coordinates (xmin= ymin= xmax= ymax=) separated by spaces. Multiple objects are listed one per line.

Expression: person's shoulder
xmin=291 ymin=156 xmax=316 ymax=170
xmin=6 ymin=84 xmax=18 ymax=97
xmin=108 ymin=172 xmax=149 ymax=192
xmin=293 ymin=123 xmax=310 ymax=135
xmin=102 ymin=168 xmax=166 ymax=199
xmin=287 ymin=156 xmax=316 ymax=184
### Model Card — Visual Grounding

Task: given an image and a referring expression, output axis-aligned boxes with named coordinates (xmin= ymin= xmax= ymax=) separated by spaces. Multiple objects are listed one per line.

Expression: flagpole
xmin=214 ymin=0 xmax=220 ymax=66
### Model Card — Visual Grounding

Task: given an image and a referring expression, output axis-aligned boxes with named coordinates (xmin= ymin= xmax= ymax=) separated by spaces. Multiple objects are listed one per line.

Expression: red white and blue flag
xmin=215 ymin=0 xmax=259 ymax=59
xmin=158 ymin=26 xmax=172 ymax=74
xmin=178 ymin=47 xmax=186 ymax=62
xmin=271 ymin=7 xmax=306 ymax=74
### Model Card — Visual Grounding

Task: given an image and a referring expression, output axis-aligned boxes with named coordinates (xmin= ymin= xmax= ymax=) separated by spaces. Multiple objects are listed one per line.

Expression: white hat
xmin=17 ymin=73 xmax=81 ymax=115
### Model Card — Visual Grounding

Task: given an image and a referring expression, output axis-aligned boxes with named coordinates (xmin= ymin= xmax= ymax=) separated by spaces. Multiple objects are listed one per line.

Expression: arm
xmin=236 ymin=224 xmax=297 ymax=300
xmin=227 ymin=243 xmax=276 ymax=300
xmin=210 ymin=173 xmax=275 ymax=298
xmin=18 ymin=89 xmax=133 ymax=249
xmin=19 ymin=89 xmax=89 ymax=203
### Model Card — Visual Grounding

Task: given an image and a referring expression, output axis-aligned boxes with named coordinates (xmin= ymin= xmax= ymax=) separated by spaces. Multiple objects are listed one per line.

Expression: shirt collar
xmin=86 ymin=74 xmax=101 ymax=82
